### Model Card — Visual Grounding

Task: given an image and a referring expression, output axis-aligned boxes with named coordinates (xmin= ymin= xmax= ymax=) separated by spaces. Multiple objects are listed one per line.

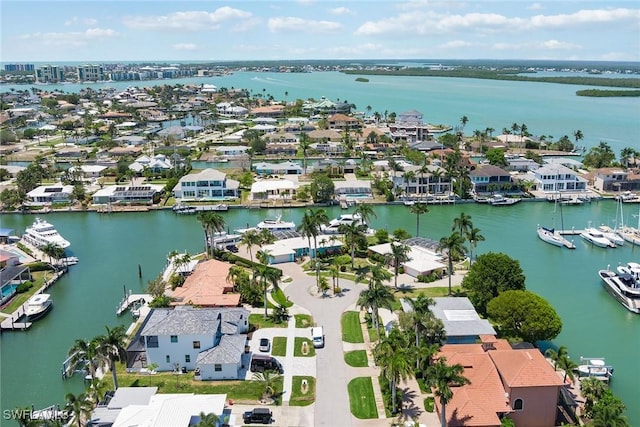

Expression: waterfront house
xmin=529 ymin=163 xmax=588 ymax=193
xmin=26 ymin=184 xmax=73 ymax=205
xmin=251 ymin=105 xmax=285 ymax=117
xmin=108 ymin=146 xmax=143 ymax=157
xmin=171 ymin=259 xmax=241 ymax=308
xmin=68 ymin=164 xmax=108 ymax=180
xmin=392 ymin=165 xmax=453 ymax=196
xmin=265 ymin=131 xmax=298 ymax=145
xmin=470 ymin=165 xmax=515 ymax=194
xmin=173 ymin=168 xmax=240 ymax=201
xmin=388 ymin=110 xmax=431 ymax=143
xmin=0 ymin=263 xmax=31 ymax=306
xmin=92 ymin=184 xmax=163 ymax=205
xmin=506 ymin=156 xmax=541 ymax=172
xmin=328 ymin=113 xmax=360 ymax=130
xmin=591 ymin=167 xmax=640 ymax=192
xmin=265 ymin=143 xmax=297 ymax=157
xmin=134 ymin=306 xmax=249 ymax=377
xmin=250 ymin=178 xmax=298 ymax=201
xmin=252 ymin=161 xmax=302 ymax=176
xmin=309 ymin=158 xmax=344 ymax=176
xmin=213 ymin=145 xmax=249 ymax=157
xmin=128 ymin=154 xmax=173 ymax=174
xmin=262 ymin=235 xmax=343 ymax=264
xmin=307 ymin=129 xmax=342 ymax=143
xmin=369 ymin=242 xmax=445 ymax=279
xmin=333 ymin=179 xmax=373 ymax=200
xmin=435 ymin=337 xmax=565 ymax=427
xmin=311 ymin=141 xmax=346 ymax=156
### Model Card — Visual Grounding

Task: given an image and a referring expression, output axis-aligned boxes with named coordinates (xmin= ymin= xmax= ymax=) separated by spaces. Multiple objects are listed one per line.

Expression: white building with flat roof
xmin=250 ymin=178 xmax=298 ymax=200
xmin=174 ymin=168 xmax=239 ymax=201
xmin=27 ymin=184 xmax=74 ymax=205
xmin=369 ymin=242 xmax=445 ymax=279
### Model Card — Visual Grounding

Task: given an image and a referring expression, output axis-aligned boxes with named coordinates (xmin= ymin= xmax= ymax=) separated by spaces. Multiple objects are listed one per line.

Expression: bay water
xmin=1 ymin=201 xmax=639 ymax=425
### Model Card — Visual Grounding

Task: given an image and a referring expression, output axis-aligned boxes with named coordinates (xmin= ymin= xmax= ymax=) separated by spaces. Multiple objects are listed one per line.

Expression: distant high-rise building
xmin=4 ymin=63 xmax=35 ymax=72
xmin=35 ymin=65 xmax=65 ymax=83
xmin=77 ymin=64 xmax=105 ymax=82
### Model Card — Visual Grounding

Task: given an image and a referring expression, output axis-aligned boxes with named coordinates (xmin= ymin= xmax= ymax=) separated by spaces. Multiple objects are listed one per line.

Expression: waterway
xmin=2 ymin=70 xmax=639 ymax=155
xmin=1 ymin=201 xmax=639 ymax=425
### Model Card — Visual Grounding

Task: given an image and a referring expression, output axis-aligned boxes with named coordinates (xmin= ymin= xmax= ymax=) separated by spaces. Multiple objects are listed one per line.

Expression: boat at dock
xmin=173 ymin=203 xmax=228 ymax=214
xmin=577 ymin=357 xmax=614 ymax=381
xmin=616 ymin=191 xmax=640 ymax=204
xmin=24 ymin=294 xmax=53 ymax=322
xmin=598 ymin=265 xmax=640 ymax=314
xmin=597 ymin=225 xmax=625 ymax=246
xmin=488 ymin=194 xmax=521 ymax=206
xmin=23 ymin=218 xmax=70 ymax=249
xmin=580 ymin=227 xmax=616 ymax=248
xmin=536 ymin=225 xmax=575 ymax=249
xmin=237 ymin=215 xmax=296 ymax=233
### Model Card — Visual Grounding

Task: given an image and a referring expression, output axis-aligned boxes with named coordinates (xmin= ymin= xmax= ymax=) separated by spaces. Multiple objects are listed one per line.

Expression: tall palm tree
xmin=298 ymin=132 xmax=311 ymax=175
xmin=297 ymin=209 xmax=316 ymax=253
xmin=64 ymin=392 xmax=93 ymax=427
xmin=196 ymin=412 xmax=221 ymax=427
xmin=388 ymin=241 xmax=411 ymax=289
xmin=256 ymin=250 xmax=280 ymax=318
xmin=374 ymin=329 xmax=413 ymax=414
xmin=67 ymin=338 xmax=103 ymax=382
xmin=95 ymin=325 xmax=128 ymax=390
xmin=339 ymin=221 xmax=363 ymax=270
xmin=409 ymin=203 xmax=429 ymax=237
xmin=556 ymin=354 xmax=578 ymax=383
xmin=437 ymin=232 xmax=466 ymax=295
xmin=573 ymin=129 xmax=583 ymax=147
xmin=452 ymin=212 xmax=472 ymax=237
xmin=428 ymin=357 xmax=471 ymax=427
xmin=353 ymin=203 xmax=377 ymax=227
xmin=545 ymin=345 xmax=569 ymax=371
xmin=460 ymin=115 xmax=468 ymax=131
xmin=590 ymin=405 xmax=630 ymax=427
xmin=197 ymin=211 xmax=226 ymax=256
xmin=356 ymin=283 xmax=394 ymax=335
xmin=466 ymin=227 xmax=485 ymax=264
xmin=241 ymin=229 xmax=262 ymax=264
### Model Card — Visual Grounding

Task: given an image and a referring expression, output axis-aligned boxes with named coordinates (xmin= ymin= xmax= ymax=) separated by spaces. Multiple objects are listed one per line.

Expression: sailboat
xmin=618 ymin=203 xmax=640 ymax=246
xmin=536 ymin=196 xmax=576 ymax=249
xmin=598 ymin=198 xmax=625 ymax=246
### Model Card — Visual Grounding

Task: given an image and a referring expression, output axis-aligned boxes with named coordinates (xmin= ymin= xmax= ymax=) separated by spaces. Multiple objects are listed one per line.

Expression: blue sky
xmin=1 ymin=1 xmax=639 ymax=62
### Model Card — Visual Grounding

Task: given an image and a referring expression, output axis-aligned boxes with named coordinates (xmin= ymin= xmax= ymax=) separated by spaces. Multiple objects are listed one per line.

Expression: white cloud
xmin=539 ymin=39 xmax=581 ymax=50
xmin=268 ymin=17 xmax=342 ymax=33
xmin=172 ymin=43 xmax=198 ymax=51
xmin=440 ymin=40 xmax=474 ymax=49
xmin=530 ymin=8 xmax=640 ymax=28
xmin=122 ymin=7 xmax=253 ymax=31
xmin=328 ymin=7 xmax=353 ymax=16
xmin=527 ymin=3 xmax=544 ymax=11
xmin=16 ymin=28 xmax=119 ymax=47
xmin=64 ymin=17 xmax=98 ymax=27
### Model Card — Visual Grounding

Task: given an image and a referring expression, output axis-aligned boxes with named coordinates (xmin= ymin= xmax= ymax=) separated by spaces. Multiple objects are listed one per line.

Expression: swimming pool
xmin=0 ymin=284 xmax=18 ymax=305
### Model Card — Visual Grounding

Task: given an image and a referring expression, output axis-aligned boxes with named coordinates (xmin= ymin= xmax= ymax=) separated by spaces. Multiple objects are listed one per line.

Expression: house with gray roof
xmin=402 ymin=296 xmax=496 ymax=344
xmin=132 ymin=306 xmax=249 ymax=379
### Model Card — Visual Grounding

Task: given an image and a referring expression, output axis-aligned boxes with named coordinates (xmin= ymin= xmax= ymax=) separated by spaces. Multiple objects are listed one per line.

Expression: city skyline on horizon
xmin=1 ymin=1 xmax=639 ymax=63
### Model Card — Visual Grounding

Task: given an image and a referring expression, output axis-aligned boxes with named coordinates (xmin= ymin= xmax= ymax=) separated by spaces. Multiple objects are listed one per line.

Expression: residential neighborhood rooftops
xmin=140 ymin=306 xmax=249 ymax=336
xmin=430 ymin=297 xmax=497 ymax=338
xmin=196 ymin=334 xmax=247 ymax=365
xmin=488 ymin=349 xmax=565 ymax=388
xmin=171 ymin=259 xmax=241 ymax=308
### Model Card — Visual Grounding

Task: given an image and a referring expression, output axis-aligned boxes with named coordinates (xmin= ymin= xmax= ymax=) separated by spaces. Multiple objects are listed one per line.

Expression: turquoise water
xmin=0 ymin=202 xmax=639 ymax=424
xmin=1 ymin=284 xmax=17 ymax=298
xmin=2 ymin=71 xmax=638 ymax=155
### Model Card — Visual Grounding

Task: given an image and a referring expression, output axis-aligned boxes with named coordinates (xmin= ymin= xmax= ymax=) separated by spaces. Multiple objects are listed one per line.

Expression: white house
xmin=173 ymin=168 xmax=239 ymax=201
xmin=137 ymin=306 xmax=249 ymax=378
xmin=529 ymin=163 xmax=588 ymax=193
xmin=68 ymin=164 xmax=108 ymax=179
xmin=253 ymin=161 xmax=303 ymax=176
xmin=262 ymin=235 xmax=343 ymax=264
xmin=92 ymin=184 xmax=163 ymax=205
xmin=128 ymin=154 xmax=172 ymax=174
xmin=369 ymin=242 xmax=446 ymax=279
xmin=250 ymin=179 xmax=298 ymax=201
xmin=27 ymin=184 xmax=74 ymax=205
xmin=214 ymin=145 xmax=249 ymax=157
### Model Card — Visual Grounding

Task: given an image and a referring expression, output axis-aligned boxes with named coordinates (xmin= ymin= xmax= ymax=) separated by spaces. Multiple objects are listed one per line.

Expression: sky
xmin=1 ymin=1 xmax=639 ymax=63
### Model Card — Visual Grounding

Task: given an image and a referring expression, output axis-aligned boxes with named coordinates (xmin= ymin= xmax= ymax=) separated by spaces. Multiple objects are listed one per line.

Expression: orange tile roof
xmin=489 ymin=349 xmax=565 ymax=388
xmin=170 ymin=259 xmax=240 ymax=307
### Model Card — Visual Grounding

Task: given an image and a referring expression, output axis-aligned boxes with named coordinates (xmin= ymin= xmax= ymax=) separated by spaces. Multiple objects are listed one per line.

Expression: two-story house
xmin=388 ymin=110 xmax=431 ymax=143
xmin=530 ymin=163 xmax=588 ymax=193
xmin=392 ymin=165 xmax=453 ymax=196
xmin=135 ymin=306 xmax=250 ymax=380
xmin=592 ymin=167 xmax=640 ymax=192
xmin=173 ymin=168 xmax=240 ymax=201
xmin=469 ymin=165 xmax=515 ymax=194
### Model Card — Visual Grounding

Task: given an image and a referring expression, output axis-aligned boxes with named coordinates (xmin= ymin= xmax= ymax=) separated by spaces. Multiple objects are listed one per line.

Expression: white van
xmin=311 ymin=326 xmax=324 ymax=348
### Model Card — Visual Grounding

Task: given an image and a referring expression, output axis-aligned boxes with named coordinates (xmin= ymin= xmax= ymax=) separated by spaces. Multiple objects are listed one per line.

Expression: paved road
xmin=279 ymin=262 xmax=368 ymax=427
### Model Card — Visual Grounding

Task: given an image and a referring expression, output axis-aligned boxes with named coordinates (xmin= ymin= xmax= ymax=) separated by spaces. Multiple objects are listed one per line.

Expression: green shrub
xmin=16 ymin=281 xmax=33 ymax=293
xmin=424 ymin=396 xmax=435 ymax=412
xmin=26 ymin=262 xmax=54 ymax=272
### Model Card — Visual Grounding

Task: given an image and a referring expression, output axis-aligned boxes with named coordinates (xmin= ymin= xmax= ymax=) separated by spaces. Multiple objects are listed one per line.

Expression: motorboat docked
xmin=23 ymin=217 xmax=70 ymax=249
xmin=173 ymin=203 xmax=228 ymax=214
xmin=211 ymin=231 xmax=242 ymax=249
xmin=321 ymin=213 xmax=365 ymax=233
xmin=24 ymin=293 xmax=53 ymax=321
xmin=172 ymin=203 xmax=197 ymax=214
xmin=536 ymin=225 xmax=575 ymax=249
xmin=488 ymin=194 xmax=521 ymax=206
xmin=597 ymin=225 xmax=624 ymax=246
xmin=236 ymin=215 xmax=296 ymax=234
xmin=579 ymin=227 xmax=616 ymax=248
xmin=576 ymin=357 xmax=614 ymax=381
xmin=616 ymin=191 xmax=640 ymax=203
xmin=598 ymin=265 xmax=640 ymax=314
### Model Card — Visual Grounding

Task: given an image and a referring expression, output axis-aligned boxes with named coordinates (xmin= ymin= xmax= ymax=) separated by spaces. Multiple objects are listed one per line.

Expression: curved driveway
xmin=280 ymin=263 xmax=368 ymax=426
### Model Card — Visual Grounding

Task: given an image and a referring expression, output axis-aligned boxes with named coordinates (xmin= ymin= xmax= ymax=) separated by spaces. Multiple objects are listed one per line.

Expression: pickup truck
xmin=242 ymin=407 xmax=272 ymax=424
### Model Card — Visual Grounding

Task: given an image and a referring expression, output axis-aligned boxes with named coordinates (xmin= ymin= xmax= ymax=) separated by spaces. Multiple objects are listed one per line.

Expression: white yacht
xmin=488 ymin=194 xmax=521 ymax=206
xmin=24 ymin=294 xmax=53 ymax=321
xmin=580 ymin=227 xmax=616 ymax=248
xmin=598 ymin=265 xmax=640 ymax=314
xmin=321 ymin=213 xmax=365 ymax=234
xmin=256 ymin=215 xmax=296 ymax=232
xmin=597 ymin=225 xmax=625 ymax=246
xmin=577 ymin=357 xmax=614 ymax=381
xmin=536 ymin=225 xmax=575 ymax=249
xmin=23 ymin=218 xmax=70 ymax=249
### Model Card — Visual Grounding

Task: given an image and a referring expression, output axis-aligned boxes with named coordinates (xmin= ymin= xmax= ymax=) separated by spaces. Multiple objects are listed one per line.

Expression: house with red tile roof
xmin=436 ymin=336 xmax=564 ymax=427
xmin=170 ymin=259 xmax=241 ymax=307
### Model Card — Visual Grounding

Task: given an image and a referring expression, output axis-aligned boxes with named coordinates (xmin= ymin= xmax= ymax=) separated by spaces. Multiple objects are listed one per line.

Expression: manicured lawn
xmin=341 ymin=311 xmax=364 ymax=343
xmin=0 ymin=272 xmax=46 ymax=315
xmin=294 ymin=314 xmax=313 ymax=328
xmin=271 ymin=337 xmax=287 ymax=357
xmin=271 ymin=287 xmax=293 ymax=308
xmin=348 ymin=377 xmax=378 ymax=419
xmin=289 ymin=376 xmax=316 ymax=406
xmin=112 ymin=365 xmax=282 ymax=403
xmin=249 ymin=314 xmax=288 ymax=329
xmin=344 ymin=350 xmax=369 ymax=367
xmin=293 ymin=337 xmax=315 ymax=357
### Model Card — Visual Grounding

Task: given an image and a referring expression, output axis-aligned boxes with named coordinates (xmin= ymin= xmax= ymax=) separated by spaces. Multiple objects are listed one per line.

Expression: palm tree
xmin=241 ymin=229 xmax=262 ymax=264
xmin=374 ymin=329 xmax=413 ymax=414
xmin=590 ymin=405 xmax=630 ymax=427
xmin=467 ymin=227 xmax=485 ymax=264
xmin=556 ymin=354 xmax=578 ymax=383
xmin=409 ymin=203 xmax=429 ymax=237
xmin=460 ymin=115 xmax=468 ymax=131
xmin=545 ymin=345 xmax=569 ymax=371
xmin=64 ymin=392 xmax=93 ymax=427
xmin=197 ymin=211 xmax=226 ymax=256
xmin=353 ymin=203 xmax=377 ymax=227
xmin=388 ymin=240 xmax=411 ymax=289
xmin=339 ymin=221 xmax=363 ymax=270
xmin=356 ymin=283 xmax=394 ymax=335
xmin=437 ymin=232 xmax=466 ymax=295
xmin=573 ymin=129 xmax=584 ymax=148
xmin=252 ymin=371 xmax=282 ymax=401
xmin=67 ymin=338 xmax=102 ymax=382
xmin=256 ymin=250 xmax=280 ymax=318
xmin=41 ymin=242 xmax=64 ymax=267
xmin=95 ymin=325 xmax=128 ymax=390
xmin=403 ymin=170 xmax=416 ymax=197
xmin=328 ymin=264 xmax=341 ymax=294
xmin=428 ymin=357 xmax=471 ymax=427
xmin=298 ymin=132 xmax=311 ymax=175
xmin=452 ymin=212 xmax=472 ymax=237
xmin=196 ymin=412 xmax=221 ymax=427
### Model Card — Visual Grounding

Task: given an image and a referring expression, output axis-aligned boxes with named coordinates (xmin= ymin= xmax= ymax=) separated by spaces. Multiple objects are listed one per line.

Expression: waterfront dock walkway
xmin=116 ymin=292 xmax=153 ymax=316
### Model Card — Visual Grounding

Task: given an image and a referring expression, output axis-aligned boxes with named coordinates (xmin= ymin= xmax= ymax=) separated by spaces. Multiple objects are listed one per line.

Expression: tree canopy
xmin=310 ymin=174 xmax=335 ymax=203
xmin=486 ymin=290 xmax=562 ymax=344
xmin=461 ymin=252 xmax=526 ymax=315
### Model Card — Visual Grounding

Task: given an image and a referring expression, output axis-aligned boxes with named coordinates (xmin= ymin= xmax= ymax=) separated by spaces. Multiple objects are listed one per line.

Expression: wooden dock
xmin=116 ymin=291 xmax=153 ymax=316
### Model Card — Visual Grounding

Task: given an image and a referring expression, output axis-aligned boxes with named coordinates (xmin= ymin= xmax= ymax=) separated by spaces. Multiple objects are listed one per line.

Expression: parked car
xmin=228 ymin=244 xmax=239 ymax=253
xmin=250 ymin=355 xmax=284 ymax=374
xmin=259 ymin=337 xmax=271 ymax=352
xmin=243 ymin=407 xmax=272 ymax=424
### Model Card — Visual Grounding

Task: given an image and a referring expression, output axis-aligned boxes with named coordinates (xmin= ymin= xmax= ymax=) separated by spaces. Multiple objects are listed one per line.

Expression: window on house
xmin=170 ymin=335 xmax=178 ymax=343
xmin=166 ymin=355 xmax=171 ymax=363
xmin=193 ymin=341 xmax=201 ymax=349
xmin=146 ymin=336 xmax=158 ymax=348
xmin=513 ymin=398 xmax=523 ymax=411
xmin=214 ymin=364 xmax=222 ymax=372
xmin=185 ymin=355 xmax=190 ymax=363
